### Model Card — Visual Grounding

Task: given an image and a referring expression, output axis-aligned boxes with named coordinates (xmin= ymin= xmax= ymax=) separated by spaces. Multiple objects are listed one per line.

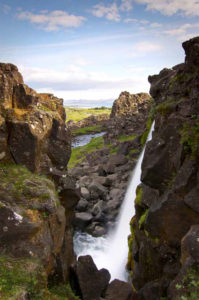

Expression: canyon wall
xmin=128 ymin=36 xmax=199 ymax=299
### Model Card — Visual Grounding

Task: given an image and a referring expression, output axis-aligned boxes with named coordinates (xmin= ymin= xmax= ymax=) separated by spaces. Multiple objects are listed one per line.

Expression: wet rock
xmin=76 ymin=199 xmax=89 ymax=212
xmin=81 ymin=187 xmax=90 ymax=200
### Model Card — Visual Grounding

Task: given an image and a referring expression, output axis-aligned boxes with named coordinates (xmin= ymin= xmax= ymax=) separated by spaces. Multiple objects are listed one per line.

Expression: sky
xmin=0 ymin=0 xmax=199 ymax=107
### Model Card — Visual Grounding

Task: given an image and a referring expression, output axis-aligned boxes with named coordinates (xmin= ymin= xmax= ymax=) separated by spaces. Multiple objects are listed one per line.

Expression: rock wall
xmin=0 ymin=63 xmax=71 ymax=174
xmin=0 ymin=63 xmax=80 ymax=298
xmin=128 ymin=37 xmax=199 ymax=299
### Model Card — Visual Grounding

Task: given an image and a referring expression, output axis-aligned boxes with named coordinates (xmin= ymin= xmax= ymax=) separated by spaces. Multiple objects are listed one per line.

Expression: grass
xmin=68 ymin=135 xmax=105 ymax=168
xmin=72 ymin=125 xmax=105 ymax=136
xmin=65 ymin=107 xmax=111 ymax=123
xmin=117 ymin=133 xmax=136 ymax=142
xmin=0 ymin=164 xmax=57 ymax=207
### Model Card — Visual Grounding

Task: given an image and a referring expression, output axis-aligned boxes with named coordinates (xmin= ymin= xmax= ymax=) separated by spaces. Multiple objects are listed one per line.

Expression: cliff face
xmin=0 ymin=64 xmax=79 ymax=298
xmin=0 ymin=63 xmax=71 ymax=174
xmin=128 ymin=37 xmax=199 ymax=299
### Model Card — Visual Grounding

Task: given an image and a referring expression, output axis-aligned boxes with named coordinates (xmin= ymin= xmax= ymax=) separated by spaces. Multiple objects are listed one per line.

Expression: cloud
xmin=19 ymin=65 xmax=149 ymax=102
xmin=91 ymin=3 xmax=120 ymax=21
xmin=120 ymin=0 xmax=133 ymax=11
xmin=17 ymin=10 xmax=86 ymax=31
xmin=163 ymin=23 xmax=199 ymax=41
xmin=135 ymin=0 xmax=199 ymax=16
xmin=150 ymin=22 xmax=162 ymax=28
xmin=135 ymin=41 xmax=162 ymax=53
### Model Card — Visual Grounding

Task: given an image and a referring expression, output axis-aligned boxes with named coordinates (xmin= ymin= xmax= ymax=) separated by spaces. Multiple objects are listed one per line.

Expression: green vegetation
xmin=180 ymin=121 xmax=199 ymax=158
xmin=173 ymin=266 xmax=199 ymax=300
xmin=0 ymin=164 xmax=57 ymax=206
xmin=0 ymin=256 xmax=47 ymax=299
xmin=117 ymin=133 xmax=136 ymax=142
xmin=141 ymin=100 xmax=155 ymax=147
xmin=72 ymin=125 xmax=105 ymax=136
xmin=138 ymin=209 xmax=149 ymax=229
xmin=134 ymin=186 xmax=143 ymax=206
xmin=65 ymin=106 xmax=111 ymax=122
xmin=156 ymin=98 xmax=182 ymax=117
xmin=0 ymin=256 xmax=81 ymax=300
xmin=144 ymin=230 xmax=160 ymax=244
xmin=68 ymin=136 xmax=105 ymax=168
xmin=127 ymin=216 xmax=136 ymax=271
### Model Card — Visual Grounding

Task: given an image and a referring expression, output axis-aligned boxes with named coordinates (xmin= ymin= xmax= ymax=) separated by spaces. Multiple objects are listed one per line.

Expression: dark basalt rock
xmin=105 ymin=279 xmax=135 ymax=300
xmin=128 ymin=36 xmax=199 ymax=299
xmin=70 ymin=255 xmax=110 ymax=300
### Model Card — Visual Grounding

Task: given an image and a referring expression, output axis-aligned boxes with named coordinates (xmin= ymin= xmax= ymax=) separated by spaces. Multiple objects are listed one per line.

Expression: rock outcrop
xmin=128 ymin=36 xmax=199 ymax=299
xmin=0 ymin=63 xmax=71 ymax=174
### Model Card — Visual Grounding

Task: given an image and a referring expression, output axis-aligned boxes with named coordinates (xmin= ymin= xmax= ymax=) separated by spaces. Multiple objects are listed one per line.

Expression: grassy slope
xmin=65 ymin=107 xmax=111 ymax=122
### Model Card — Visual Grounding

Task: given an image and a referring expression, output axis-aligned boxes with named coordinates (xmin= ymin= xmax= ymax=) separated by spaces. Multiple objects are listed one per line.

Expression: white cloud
xmin=120 ymin=0 xmax=133 ymax=11
xmin=135 ymin=0 xmax=199 ymax=16
xmin=135 ymin=41 xmax=162 ymax=53
xmin=124 ymin=18 xmax=138 ymax=23
xmin=17 ymin=10 xmax=86 ymax=31
xmin=163 ymin=23 xmax=199 ymax=41
xmin=91 ymin=3 xmax=120 ymax=21
xmin=18 ymin=65 xmax=149 ymax=103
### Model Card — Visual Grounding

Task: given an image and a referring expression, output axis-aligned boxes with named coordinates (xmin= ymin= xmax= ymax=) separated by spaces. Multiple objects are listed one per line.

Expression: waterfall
xmin=74 ymin=122 xmax=155 ymax=281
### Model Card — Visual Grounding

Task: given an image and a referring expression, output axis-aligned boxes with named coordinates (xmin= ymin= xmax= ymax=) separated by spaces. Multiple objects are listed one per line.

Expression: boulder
xmin=74 ymin=212 xmax=93 ymax=229
xmin=70 ymin=255 xmax=110 ymax=300
xmin=105 ymin=279 xmax=135 ymax=300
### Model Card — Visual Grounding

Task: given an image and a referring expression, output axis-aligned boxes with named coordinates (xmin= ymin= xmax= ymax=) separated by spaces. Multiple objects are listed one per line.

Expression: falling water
xmin=74 ymin=122 xmax=155 ymax=281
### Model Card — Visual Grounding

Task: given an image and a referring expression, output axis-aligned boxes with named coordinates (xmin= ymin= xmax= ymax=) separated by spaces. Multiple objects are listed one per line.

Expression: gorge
xmin=0 ymin=36 xmax=199 ymax=300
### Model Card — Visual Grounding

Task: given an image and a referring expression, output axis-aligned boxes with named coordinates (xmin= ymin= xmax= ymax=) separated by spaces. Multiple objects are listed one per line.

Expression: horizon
xmin=1 ymin=0 xmax=199 ymax=107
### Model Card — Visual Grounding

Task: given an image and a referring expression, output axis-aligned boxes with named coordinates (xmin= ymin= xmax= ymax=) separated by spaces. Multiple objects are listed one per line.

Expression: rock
xmin=70 ymin=255 xmax=110 ymax=300
xmin=81 ymin=187 xmax=90 ymax=200
xmin=74 ymin=212 xmax=93 ymax=229
xmin=76 ymin=199 xmax=89 ymax=212
xmin=108 ymin=154 xmax=128 ymax=167
xmin=181 ymin=225 xmax=199 ymax=264
xmin=89 ymin=181 xmax=107 ymax=200
xmin=105 ymin=279 xmax=135 ymax=300
xmin=91 ymin=200 xmax=104 ymax=216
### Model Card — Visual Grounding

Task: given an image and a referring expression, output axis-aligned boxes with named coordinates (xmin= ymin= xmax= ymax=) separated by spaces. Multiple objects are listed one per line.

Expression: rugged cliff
xmin=128 ymin=37 xmax=199 ymax=299
xmin=0 ymin=63 xmax=80 ymax=298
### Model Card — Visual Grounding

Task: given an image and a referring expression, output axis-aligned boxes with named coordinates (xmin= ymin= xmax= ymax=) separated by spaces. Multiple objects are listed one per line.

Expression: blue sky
xmin=0 ymin=0 xmax=199 ymax=107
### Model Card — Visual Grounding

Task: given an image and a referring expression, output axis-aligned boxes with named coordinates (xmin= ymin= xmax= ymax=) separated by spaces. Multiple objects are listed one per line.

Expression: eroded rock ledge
xmin=128 ymin=36 xmax=199 ymax=299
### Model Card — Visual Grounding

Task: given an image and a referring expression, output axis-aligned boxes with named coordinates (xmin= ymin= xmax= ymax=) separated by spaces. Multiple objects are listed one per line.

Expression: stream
xmin=72 ymin=131 xmax=106 ymax=148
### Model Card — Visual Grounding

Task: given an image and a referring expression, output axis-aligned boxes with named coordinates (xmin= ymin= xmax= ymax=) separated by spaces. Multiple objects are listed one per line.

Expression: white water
xmin=74 ymin=122 xmax=155 ymax=281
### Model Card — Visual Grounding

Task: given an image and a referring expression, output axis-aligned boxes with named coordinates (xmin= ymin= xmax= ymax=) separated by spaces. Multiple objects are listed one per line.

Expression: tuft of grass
xmin=68 ymin=136 xmax=105 ymax=168
xmin=65 ymin=107 xmax=111 ymax=123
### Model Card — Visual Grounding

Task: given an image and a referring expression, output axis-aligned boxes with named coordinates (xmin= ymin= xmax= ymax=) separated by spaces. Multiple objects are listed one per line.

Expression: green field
xmin=65 ymin=106 xmax=111 ymax=122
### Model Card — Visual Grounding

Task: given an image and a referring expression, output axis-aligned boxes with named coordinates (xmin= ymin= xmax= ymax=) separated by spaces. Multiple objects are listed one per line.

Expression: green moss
xmin=65 ymin=107 xmax=111 ymax=122
xmin=134 ymin=186 xmax=143 ymax=206
xmin=141 ymin=100 xmax=155 ymax=147
xmin=175 ymin=266 xmax=199 ymax=300
xmin=72 ymin=125 xmax=105 ymax=136
xmin=144 ymin=230 xmax=160 ymax=244
xmin=127 ymin=217 xmax=136 ymax=271
xmin=180 ymin=121 xmax=199 ymax=158
xmin=38 ymin=104 xmax=52 ymax=112
xmin=138 ymin=209 xmax=149 ymax=229
xmin=49 ymin=283 xmax=81 ymax=300
xmin=0 ymin=256 xmax=47 ymax=299
xmin=68 ymin=136 xmax=105 ymax=168
xmin=117 ymin=133 xmax=136 ymax=142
